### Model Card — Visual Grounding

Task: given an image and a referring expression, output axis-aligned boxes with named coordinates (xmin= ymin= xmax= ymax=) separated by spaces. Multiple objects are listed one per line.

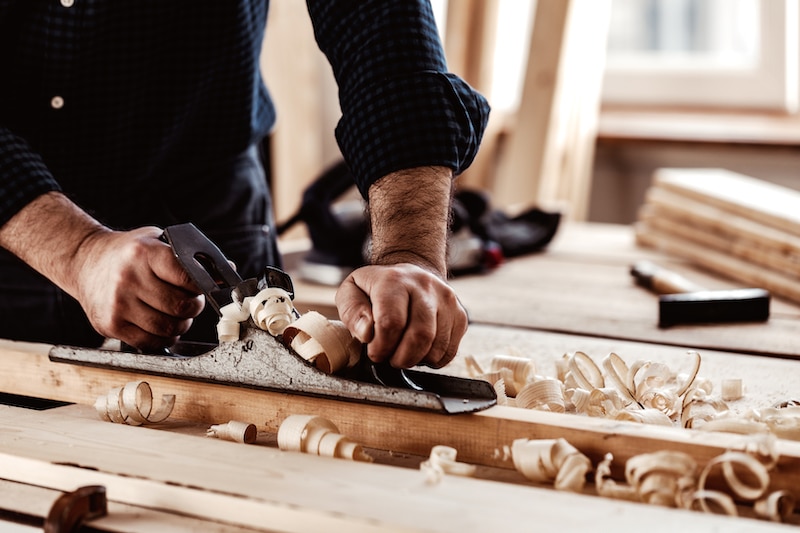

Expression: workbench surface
xmin=0 ymin=223 xmax=798 ymax=531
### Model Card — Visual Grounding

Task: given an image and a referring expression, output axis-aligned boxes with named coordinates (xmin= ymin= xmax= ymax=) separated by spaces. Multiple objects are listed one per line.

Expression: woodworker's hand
xmin=336 ymin=263 xmax=467 ymax=368
xmin=0 ymin=192 xmax=204 ymax=350
xmin=73 ymin=226 xmax=205 ymax=350
xmin=335 ymin=166 xmax=468 ymax=369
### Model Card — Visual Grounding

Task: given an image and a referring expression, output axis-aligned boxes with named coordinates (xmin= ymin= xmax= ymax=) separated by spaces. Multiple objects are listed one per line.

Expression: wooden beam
xmin=0 ymin=405 xmax=794 ymax=532
xmin=261 ymin=0 xmax=340 ymax=236
xmin=444 ymin=0 xmax=499 ymax=97
xmin=493 ymin=0 xmax=611 ymax=220
xmin=0 ymin=340 xmax=797 ymax=497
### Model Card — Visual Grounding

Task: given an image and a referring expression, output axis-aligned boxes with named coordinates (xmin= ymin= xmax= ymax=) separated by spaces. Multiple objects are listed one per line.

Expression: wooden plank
xmin=493 ymin=0 xmax=611 ymax=220
xmin=639 ymin=204 xmax=800 ymax=279
xmin=653 ymin=168 xmax=800 ymax=237
xmin=0 ymin=330 xmax=798 ymax=498
xmin=3 ymin=405 xmax=791 ymax=532
xmin=261 ymin=0 xmax=340 ymax=235
xmin=636 ymin=221 xmax=800 ymax=306
xmin=643 ymin=186 xmax=800 ymax=272
xmin=444 ymin=0 xmax=498 ymax=97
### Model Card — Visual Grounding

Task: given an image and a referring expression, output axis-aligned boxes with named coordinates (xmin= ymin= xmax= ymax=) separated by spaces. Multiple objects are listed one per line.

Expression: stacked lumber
xmin=635 ymin=168 xmax=800 ymax=304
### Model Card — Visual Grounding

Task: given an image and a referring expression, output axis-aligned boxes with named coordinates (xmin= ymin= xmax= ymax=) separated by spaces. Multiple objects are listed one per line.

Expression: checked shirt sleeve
xmin=306 ymin=0 xmax=490 ymax=198
xmin=0 ymin=127 xmax=61 ymax=227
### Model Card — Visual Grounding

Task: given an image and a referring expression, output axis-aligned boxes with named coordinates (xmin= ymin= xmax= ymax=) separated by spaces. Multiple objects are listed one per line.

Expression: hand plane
xmin=49 ymin=223 xmax=496 ymax=415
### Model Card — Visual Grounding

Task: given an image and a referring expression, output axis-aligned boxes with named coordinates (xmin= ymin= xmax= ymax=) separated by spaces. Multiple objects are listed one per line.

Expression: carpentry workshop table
xmin=0 ymin=222 xmax=798 ymax=531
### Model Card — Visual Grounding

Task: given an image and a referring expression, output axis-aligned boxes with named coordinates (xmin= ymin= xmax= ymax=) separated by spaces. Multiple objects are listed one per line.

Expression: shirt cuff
xmin=0 ymin=128 xmax=62 ymax=227
xmin=335 ymin=71 xmax=490 ymax=198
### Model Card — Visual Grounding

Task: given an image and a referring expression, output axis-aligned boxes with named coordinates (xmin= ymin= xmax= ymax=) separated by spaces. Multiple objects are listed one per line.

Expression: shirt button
xmin=51 ymin=96 xmax=65 ymax=109
xmin=60 ymin=0 xmax=75 ymax=7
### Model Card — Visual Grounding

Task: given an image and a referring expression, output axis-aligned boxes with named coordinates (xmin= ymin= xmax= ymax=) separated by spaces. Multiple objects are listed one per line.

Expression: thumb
xmin=335 ymin=278 xmax=375 ymax=344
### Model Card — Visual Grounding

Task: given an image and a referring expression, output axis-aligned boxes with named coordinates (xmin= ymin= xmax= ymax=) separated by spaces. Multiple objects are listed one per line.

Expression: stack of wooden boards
xmin=636 ymin=168 xmax=800 ymax=304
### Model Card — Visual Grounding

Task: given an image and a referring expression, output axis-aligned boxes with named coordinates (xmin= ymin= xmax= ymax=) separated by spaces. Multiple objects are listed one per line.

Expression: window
xmin=602 ymin=0 xmax=799 ymax=112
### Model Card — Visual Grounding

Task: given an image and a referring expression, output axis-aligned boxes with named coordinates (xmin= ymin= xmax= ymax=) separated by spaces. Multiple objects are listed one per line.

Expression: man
xmin=0 ymin=1 xmax=489 ymax=369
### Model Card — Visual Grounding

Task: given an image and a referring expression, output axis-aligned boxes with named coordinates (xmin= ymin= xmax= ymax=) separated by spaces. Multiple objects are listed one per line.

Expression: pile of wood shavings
xmin=463 ymin=349 xmax=800 ymax=441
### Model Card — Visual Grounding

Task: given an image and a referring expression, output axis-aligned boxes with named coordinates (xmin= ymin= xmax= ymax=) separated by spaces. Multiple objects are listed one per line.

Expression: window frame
xmin=601 ymin=0 xmax=799 ymax=113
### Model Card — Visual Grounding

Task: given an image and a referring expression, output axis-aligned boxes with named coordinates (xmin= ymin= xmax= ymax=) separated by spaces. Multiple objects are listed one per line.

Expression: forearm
xmin=0 ymin=191 xmax=108 ymax=297
xmin=367 ymin=166 xmax=453 ymax=278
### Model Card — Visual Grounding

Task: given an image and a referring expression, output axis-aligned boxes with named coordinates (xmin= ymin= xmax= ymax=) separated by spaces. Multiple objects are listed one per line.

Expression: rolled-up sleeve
xmin=306 ymin=0 xmax=490 ymax=198
xmin=0 ymin=127 xmax=61 ymax=227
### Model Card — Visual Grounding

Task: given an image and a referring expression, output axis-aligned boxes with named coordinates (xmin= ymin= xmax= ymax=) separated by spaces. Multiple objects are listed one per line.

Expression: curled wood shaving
xmin=698 ymin=451 xmax=770 ymax=502
xmin=282 ymin=311 xmax=361 ymax=374
xmin=686 ymin=490 xmax=738 ymax=516
xmin=749 ymin=406 xmax=800 ymax=441
xmin=614 ymin=408 xmax=673 ymax=426
xmin=595 ymin=454 xmax=640 ymax=502
xmin=420 ymin=445 xmax=477 ymax=484
xmin=584 ymin=388 xmax=626 ymax=418
xmin=625 ymin=451 xmax=697 ymax=507
xmin=754 ymin=490 xmax=796 ymax=522
xmin=638 ymin=388 xmax=679 ymax=417
xmin=490 ymin=355 xmax=535 ymax=387
xmin=679 ymin=387 xmax=728 ymax=429
xmin=566 ymin=351 xmax=604 ymax=391
xmin=94 ymin=380 xmax=175 ymax=426
xmin=510 ymin=438 xmax=591 ymax=493
xmin=206 ymin=420 xmax=258 ymax=444
xmin=277 ymin=414 xmax=372 ymax=462
xmin=217 ymin=300 xmax=251 ymax=342
xmin=597 ymin=451 xmax=697 ymax=507
xmin=698 ymin=407 xmax=800 ymax=442
xmin=463 ymin=354 xmax=485 ymax=377
xmin=249 ymin=288 xmax=296 ymax=336
xmin=601 ymin=352 xmax=637 ymax=405
xmin=515 ymin=379 xmax=565 ymax=412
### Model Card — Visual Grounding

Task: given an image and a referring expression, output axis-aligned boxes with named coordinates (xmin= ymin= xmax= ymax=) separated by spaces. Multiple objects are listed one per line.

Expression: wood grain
xmin=0 ymin=333 xmax=798 ymax=498
xmin=4 ymin=405 xmax=795 ymax=532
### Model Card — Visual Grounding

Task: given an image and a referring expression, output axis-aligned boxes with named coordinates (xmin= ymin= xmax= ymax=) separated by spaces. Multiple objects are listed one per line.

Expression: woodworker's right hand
xmin=0 ymin=192 xmax=204 ymax=350
xmin=73 ymin=226 xmax=205 ymax=350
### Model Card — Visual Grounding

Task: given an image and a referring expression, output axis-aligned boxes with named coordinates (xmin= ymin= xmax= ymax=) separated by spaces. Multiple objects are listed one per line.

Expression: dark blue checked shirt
xmin=0 ymin=0 xmax=489 ymax=228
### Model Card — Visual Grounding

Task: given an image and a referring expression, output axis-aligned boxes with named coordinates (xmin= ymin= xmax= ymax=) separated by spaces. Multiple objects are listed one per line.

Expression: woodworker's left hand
xmin=334 ymin=165 xmax=467 ymax=369
xmin=336 ymin=263 xmax=468 ymax=369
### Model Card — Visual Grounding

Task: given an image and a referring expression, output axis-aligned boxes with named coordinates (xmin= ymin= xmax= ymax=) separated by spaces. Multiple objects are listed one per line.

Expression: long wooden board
xmin=0 ymin=329 xmax=798 ymax=499
xmin=653 ymin=168 xmax=800 ymax=237
xmin=636 ymin=222 xmax=800 ymax=305
xmin=2 ymin=405 xmax=791 ymax=532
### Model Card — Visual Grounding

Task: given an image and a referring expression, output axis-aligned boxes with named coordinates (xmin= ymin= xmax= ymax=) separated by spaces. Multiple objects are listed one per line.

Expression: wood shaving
xmin=754 ymin=490 xmax=796 ymax=522
xmin=490 ymin=354 xmax=535 ymax=393
xmin=698 ymin=451 xmax=770 ymax=502
xmin=94 ymin=380 xmax=174 ymax=426
xmin=566 ymin=351 xmax=604 ymax=391
xmin=614 ymin=408 xmax=673 ymax=426
xmin=216 ymin=287 xmax=297 ymax=342
xmin=686 ymin=490 xmax=738 ymax=516
xmin=282 ymin=311 xmax=361 ymax=374
xmin=277 ymin=414 xmax=372 ymax=462
xmin=249 ymin=288 xmax=295 ymax=336
xmin=206 ymin=420 xmax=258 ymax=444
xmin=515 ymin=379 xmax=565 ymax=412
xmin=509 ymin=438 xmax=591 ymax=493
xmin=420 ymin=445 xmax=476 ymax=484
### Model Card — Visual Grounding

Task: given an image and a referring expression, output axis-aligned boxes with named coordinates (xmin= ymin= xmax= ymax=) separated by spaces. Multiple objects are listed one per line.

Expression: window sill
xmin=597 ymin=107 xmax=800 ymax=146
